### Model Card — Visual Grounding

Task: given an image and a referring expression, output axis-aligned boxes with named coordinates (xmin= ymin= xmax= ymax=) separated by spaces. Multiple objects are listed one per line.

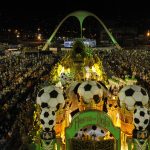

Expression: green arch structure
xmin=42 ymin=10 xmax=122 ymax=50
xmin=65 ymin=110 xmax=121 ymax=150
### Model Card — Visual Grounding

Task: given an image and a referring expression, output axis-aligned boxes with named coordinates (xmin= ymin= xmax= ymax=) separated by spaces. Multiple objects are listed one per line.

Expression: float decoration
xmin=31 ymin=39 xmax=150 ymax=150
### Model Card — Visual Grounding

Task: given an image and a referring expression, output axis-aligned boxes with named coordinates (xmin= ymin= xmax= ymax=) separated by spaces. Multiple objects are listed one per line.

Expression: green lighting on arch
xmin=42 ymin=10 xmax=122 ymax=50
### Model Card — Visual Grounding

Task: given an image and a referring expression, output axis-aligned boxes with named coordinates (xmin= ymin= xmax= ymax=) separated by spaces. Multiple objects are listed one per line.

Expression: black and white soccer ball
xmin=133 ymin=106 xmax=150 ymax=131
xmin=37 ymin=85 xmax=65 ymax=111
xmin=37 ymin=86 xmax=52 ymax=108
xmin=74 ymin=129 xmax=84 ymax=139
xmin=78 ymin=80 xmax=103 ymax=104
xmin=41 ymin=130 xmax=56 ymax=140
xmin=40 ymin=108 xmax=56 ymax=132
xmin=60 ymin=72 xmax=72 ymax=85
xmin=48 ymin=86 xmax=65 ymax=110
xmin=74 ymin=125 xmax=107 ymax=140
xmin=118 ymin=85 xmax=149 ymax=111
xmin=60 ymin=73 xmax=68 ymax=84
xmin=86 ymin=125 xmax=107 ymax=140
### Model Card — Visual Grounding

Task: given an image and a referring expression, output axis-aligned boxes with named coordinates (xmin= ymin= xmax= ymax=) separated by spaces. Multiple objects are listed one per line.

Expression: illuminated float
xmin=29 ymin=39 xmax=149 ymax=150
xmin=30 ymin=11 xmax=149 ymax=150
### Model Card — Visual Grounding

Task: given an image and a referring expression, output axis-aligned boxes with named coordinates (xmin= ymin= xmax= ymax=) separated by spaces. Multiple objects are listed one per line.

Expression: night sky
xmin=0 ymin=0 xmax=150 ymax=30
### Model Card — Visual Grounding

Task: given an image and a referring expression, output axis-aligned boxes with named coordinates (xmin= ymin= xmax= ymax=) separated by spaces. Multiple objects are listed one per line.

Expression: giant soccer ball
xmin=37 ymin=85 xmax=65 ymax=111
xmin=48 ymin=86 xmax=65 ymax=111
xmin=133 ymin=106 xmax=150 ymax=131
xmin=36 ymin=86 xmax=53 ymax=109
xmin=40 ymin=108 xmax=56 ymax=132
xmin=78 ymin=80 xmax=103 ymax=104
xmin=118 ymin=85 xmax=149 ymax=111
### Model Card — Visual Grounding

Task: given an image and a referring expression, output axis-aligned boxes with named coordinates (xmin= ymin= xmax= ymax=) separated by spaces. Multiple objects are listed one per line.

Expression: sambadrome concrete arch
xmin=42 ymin=10 xmax=122 ymax=50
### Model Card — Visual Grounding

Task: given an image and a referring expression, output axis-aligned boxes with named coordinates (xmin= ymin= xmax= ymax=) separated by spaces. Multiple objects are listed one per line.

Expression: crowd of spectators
xmin=0 ymin=47 xmax=150 ymax=149
xmin=0 ymin=52 xmax=60 ymax=149
xmin=99 ymin=48 xmax=150 ymax=96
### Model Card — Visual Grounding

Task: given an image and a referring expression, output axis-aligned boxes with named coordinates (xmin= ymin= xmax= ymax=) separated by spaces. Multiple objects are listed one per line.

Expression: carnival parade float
xmin=28 ymin=38 xmax=150 ymax=150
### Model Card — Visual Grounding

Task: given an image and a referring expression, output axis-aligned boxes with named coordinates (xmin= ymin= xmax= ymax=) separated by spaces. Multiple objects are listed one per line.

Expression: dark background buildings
xmin=0 ymin=0 xmax=150 ymax=46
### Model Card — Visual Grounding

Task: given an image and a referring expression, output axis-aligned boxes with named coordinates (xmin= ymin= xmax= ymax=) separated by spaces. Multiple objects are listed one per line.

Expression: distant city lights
xmin=16 ymin=34 xmax=20 ymax=38
xmin=37 ymin=34 xmax=42 ymax=40
xmin=147 ymin=30 xmax=150 ymax=37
